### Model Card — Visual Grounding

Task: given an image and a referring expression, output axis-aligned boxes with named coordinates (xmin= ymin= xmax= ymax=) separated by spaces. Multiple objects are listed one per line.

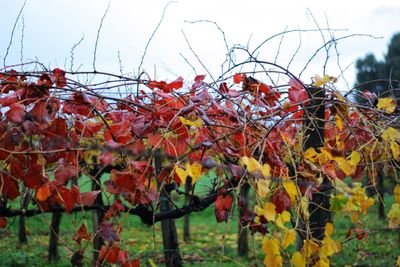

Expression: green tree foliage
xmin=355 ymin=33 xmax=400 ymax=103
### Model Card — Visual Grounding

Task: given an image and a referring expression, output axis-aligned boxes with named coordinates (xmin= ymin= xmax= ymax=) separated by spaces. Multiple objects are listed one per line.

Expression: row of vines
xmin=0 ymin=59 xmax=399 ymax=266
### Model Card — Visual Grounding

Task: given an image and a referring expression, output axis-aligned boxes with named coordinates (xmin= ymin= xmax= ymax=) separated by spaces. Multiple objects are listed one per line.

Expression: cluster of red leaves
xmin=0 ymin=69 xmax=379 ymax=265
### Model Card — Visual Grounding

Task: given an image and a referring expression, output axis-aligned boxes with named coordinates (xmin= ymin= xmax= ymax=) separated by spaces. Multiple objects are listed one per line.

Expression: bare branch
xmin=137 ymin=1 xmax=176 ymax=77
xmin=93 ymin=1 xmax=111 ymax=71
xmin=3 ymin=0 xmax=26 ymax=67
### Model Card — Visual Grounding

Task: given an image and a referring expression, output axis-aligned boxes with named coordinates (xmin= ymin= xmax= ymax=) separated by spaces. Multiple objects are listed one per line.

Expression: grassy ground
xmin=0 ymin=192 xmax=399 ymax=266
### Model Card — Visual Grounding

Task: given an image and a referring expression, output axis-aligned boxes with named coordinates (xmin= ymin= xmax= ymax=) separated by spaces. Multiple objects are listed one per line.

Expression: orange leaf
xmin=36 ymin=182 xmax=51 ymax=202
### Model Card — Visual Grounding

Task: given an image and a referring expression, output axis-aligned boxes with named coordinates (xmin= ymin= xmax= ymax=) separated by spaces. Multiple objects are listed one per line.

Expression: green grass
xmin=1 ymin=179 xmax=399 ymax=266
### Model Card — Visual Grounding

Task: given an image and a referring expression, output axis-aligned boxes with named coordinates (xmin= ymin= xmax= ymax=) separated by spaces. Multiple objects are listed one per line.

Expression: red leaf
xmin=25 ymin=164 xmax=45 ymax=188
xmin=6 ymin=103 xmax=25 ymax=123
xmin=271 ymin=190 xmax=291 ymax=213
xmin=98 ymin=245 xmax=120 ymax=264
xmin=77 ymin=191 xmax=101 ymax=206
xmin=99 ymin=150 xmax=115 ymax=165
xmin=148 ymin=77 xmax=183 ymax=93
xmin=37 ymin=73 xmax=53 ymax=88
xmin=0 ymin=217 xmax=7 ymax=228
xmin=166 ymin=77 xmax=183 ymax=91
xmin=219 ymin=82 xmax=228 ymax=93
xmin=0 ymin=69 xmax=18 ymax=93
xmin=75 ymin=120 xmax=103 ymax=137
xmin=52 ymin=68 xmax=67 ymax=88
xmin=233 ymin=73 xmax=244 ymax=84
xmin=72 ymin=223 xmax=91 ymax=244
xmin=57 ymin=186 xmax=77 ymax=213
xmin=0 ymin=93 xmax=18 ymax=106
xmin=229 ymin=163 xmax=244 ymax=178
xmin=104 ymin=199 xmax=125 ymax=220
xmin=288 ymin=86 xmax=309 ymax=104
xmin=215 ymin=194 xmax=233 ymax=222
xmin=191 ymin=75 xmax=206 ymax=92
xmin=0 ymin=172 xmax=20 ymax=200
xmin=99 ymin=221 xmax=120 ymax=243
xmin=194 ymin=75 xmax=206 ymax=82
xmin=289 ymin=78 xmax=304 ymax=90
xmin=122 ymin=259 xmax=140 ymax=267
xmin=147 ymin=132 xmax=163 ymax=148
xmin=55 ymin=164 xmax=79 ymax=185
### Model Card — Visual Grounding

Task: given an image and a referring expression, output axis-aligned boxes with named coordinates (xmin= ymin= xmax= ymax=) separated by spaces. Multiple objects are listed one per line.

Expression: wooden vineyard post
xmin=91 ymin=167 xmax=105 ymax=265
xmin=154 ymin=150 xmax=183 ymax=267
xmin=303 ymin=86 xmax=332 ymax=241
xmin=238 ymin=182 xmax=250 ymax=257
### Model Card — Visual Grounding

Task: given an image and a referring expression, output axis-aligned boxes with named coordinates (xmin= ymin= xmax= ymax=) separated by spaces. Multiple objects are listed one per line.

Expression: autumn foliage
xmin=0 ymin=64 xmax=399 ymax=267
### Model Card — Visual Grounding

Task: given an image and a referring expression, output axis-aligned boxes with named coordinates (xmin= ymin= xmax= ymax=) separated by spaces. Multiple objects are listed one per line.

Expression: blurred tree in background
xmin=355 ymin=33 xmax=400 ymax=103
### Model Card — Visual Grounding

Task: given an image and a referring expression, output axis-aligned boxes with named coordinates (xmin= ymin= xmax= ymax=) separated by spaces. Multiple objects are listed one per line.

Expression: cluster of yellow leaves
xmin=179 ymin=116 xmax=203 ymax=128
xmin=254 ymin=202 xmax=291 ymax=229
xmin=305 ymin=148 xmax=361 ymax=177
xmin=175 ymin=161 xmax=202 ymax=184
xmin=292 ymin=223 xmax=341 ymax=267
xmin=239 ymin=156 xmax=271 ymax=178
xmin=388 ymin=185 xmax=400 ymax=228
xmin=377 ymin=97 xmax=397 ymax=114
xmin=331 ymin=181 xmax=375 ymax=223
xmin=313 ymin=75 xmax=337 ymax=87
xmin=261 ymin=229 xmax=297 ymax=267
xmin=262 ymin=237 xmax=283 ymax=267
xmin=381 ymin=127 xmax=400 ymax=160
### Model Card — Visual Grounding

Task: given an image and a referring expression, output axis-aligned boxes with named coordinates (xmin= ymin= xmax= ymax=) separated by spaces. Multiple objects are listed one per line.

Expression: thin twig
xmin=3 ymin=0 xmax=26 ymax=67
xmin=93 ymin=1 xmax=111 ymax=71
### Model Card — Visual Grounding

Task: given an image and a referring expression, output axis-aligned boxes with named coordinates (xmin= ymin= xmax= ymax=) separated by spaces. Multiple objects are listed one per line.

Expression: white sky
xmin=1 ymin=0 xmax=400 ymax=90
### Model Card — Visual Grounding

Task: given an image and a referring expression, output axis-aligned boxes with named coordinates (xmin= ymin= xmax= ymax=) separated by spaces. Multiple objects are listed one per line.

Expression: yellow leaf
xmin=324 ymin=222 xmax=334 ymax=237
xmin=388 ymin=203 xmax=400 ymax=228
xmin=261 ymin=163 xmax=271 ymax=178
xmin=281 ymin=230 xmax=296 ymax=249
xmin=262 ymin=236 xmax=280 ymax=255
xmin=319 ymin=237 xmax=341 ymax=258
xmin=317 ymin=153 xmax=328 ymax=165
xmin=395 ymin=185 xmax=400 ymax=204
xmin=185 ymin=162 xmax=202 ymax=183
xmin=264 ymin=254 xmax=283 ymax=267
xmin=262 ymin=202 xmax=277 ymax=221
xmin=283 ymin=181 xmax=298 ymax=203
xmin=382 ymin=127 xmax=400 ymax=142
xmin=397 ymin=255 xmax=400 ymax=267
xmin=275 ymin=210 xmax=291 ymax=229
xmin=335 ymin=114 xmax=344 ymax=131
xmin=303 ymin=239 xmax=319 ymax=257
xmin=239 ymin=156 xmax=262 ymax=173
xmin=301 ymin=196 xmax=310 ymax=219
xmin=314 ymin=74 xmax=336 ymax=87
xmin=148 ymin=258 xmax=157 ymax=267
xmin=304 ymin=147 xmax=318 ymax=162
xmin=335 ymin=157 xmax=353 ymax=176
xmin=350 ymin=151 xmax=361 ymax=166
xmin=256 ymin=179 xmax=270 ymax=198
xmin=179 ymin=116 xmax=203 ymax=128
xmin=391 ymin=141 xmax=400 ymax=160
xmin=313 ymin=258 xmax=330 ymax=267
xmin=175 ymin=166 xmax=188 ymax=184
xmin=377 ymin=97 xmax=396 ymax=113
xmin=292 ymin=251 xmax=306 ymax=267
xmin=320 ymin=148 xmax=334 ymax=160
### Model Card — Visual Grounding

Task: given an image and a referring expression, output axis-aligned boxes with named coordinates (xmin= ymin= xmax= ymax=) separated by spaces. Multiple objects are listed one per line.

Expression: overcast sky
xmin=1 ymin=0 xmax=400 ymax=90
